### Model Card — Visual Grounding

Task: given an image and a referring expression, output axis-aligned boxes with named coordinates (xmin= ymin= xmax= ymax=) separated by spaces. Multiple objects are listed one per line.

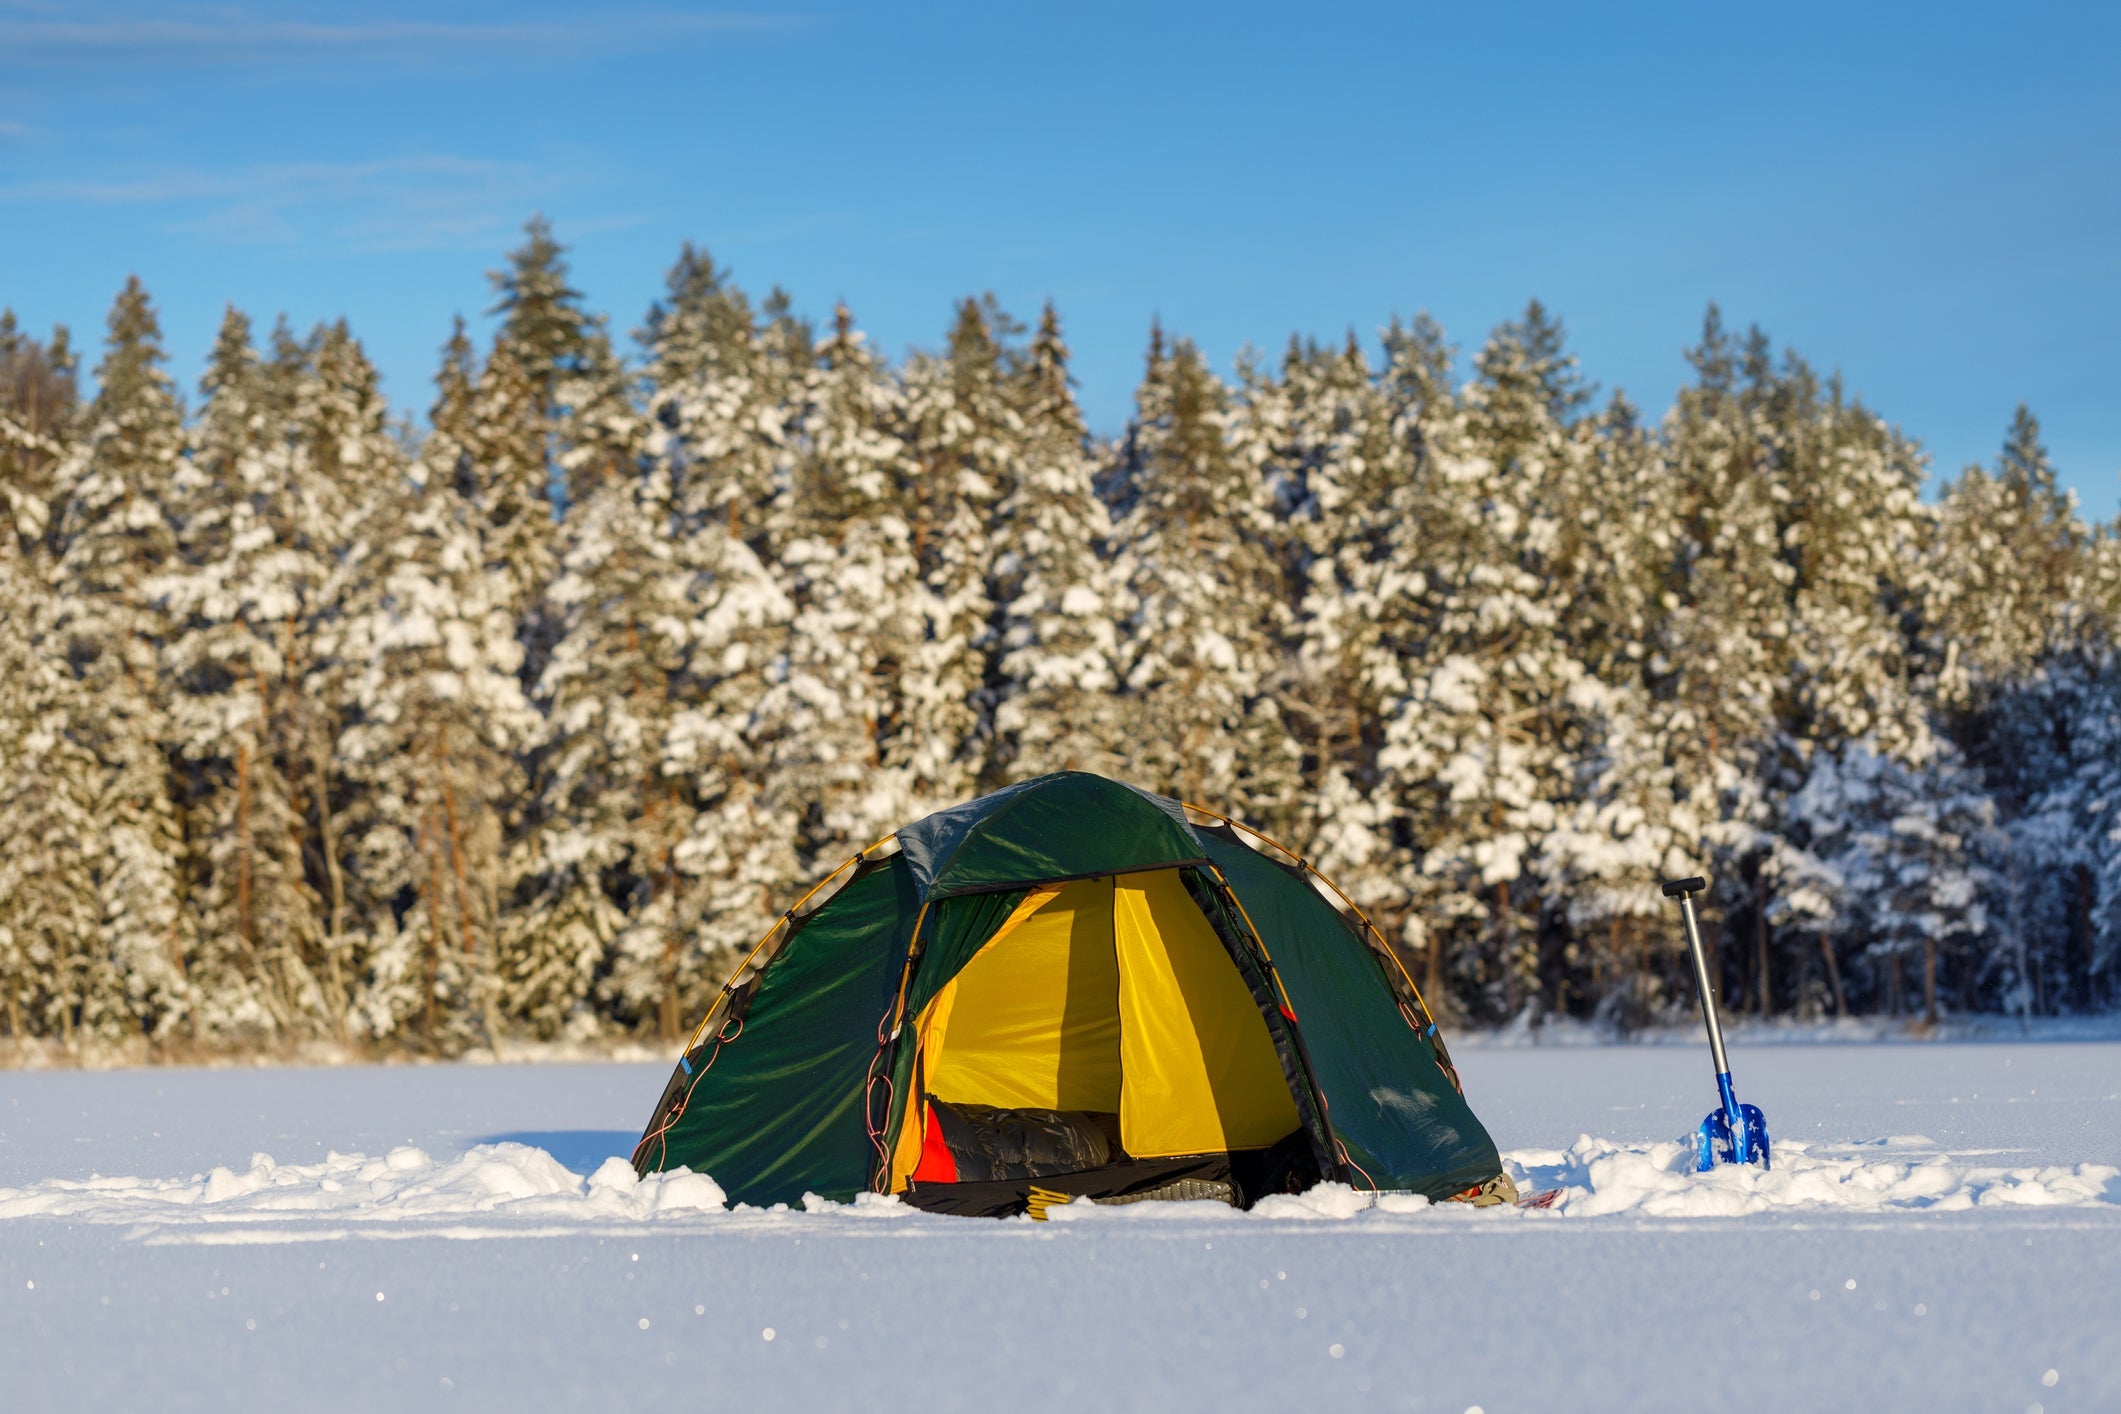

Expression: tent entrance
xmin=888 ymin=869 xmax=1300 ymax=1191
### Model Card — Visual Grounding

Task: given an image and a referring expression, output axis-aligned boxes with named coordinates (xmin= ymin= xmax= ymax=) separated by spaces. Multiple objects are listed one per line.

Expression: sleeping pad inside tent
xmin=631 ymin=772 xmax=1511 ymax=1217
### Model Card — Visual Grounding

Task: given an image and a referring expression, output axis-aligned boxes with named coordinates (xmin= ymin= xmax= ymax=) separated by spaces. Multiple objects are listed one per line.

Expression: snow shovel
xmin=1661 ymin=877 xmax=1771 ymax=1171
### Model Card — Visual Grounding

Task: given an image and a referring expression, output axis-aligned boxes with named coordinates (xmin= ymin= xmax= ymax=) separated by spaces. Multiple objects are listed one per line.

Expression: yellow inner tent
xmin=891 ymin=869 xmax=1299 ymax=1188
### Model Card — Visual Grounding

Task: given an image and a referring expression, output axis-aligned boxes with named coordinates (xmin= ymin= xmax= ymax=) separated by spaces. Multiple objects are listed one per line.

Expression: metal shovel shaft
xmin=1675 ymin=893 xmax=1731 ymax=1078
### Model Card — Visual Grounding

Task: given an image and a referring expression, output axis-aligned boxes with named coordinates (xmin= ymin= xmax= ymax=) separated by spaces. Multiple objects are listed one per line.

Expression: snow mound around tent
xmin=0 ymin=1144 xmax=726 ymax=1228
xmin=1505 ymin=1134 xmax=2120 ymax=1218
xmin=1 ymin=1136 xmax=2111 ymax=1233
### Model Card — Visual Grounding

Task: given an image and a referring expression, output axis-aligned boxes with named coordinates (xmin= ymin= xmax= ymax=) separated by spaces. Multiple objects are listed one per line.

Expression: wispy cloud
xmin=0 ymin=9 xmax=811 ymax=66
xmin=0 ymin=119 xmax=32 ymax=141
xmin=0 ymin=153 xmax=599 ymax=253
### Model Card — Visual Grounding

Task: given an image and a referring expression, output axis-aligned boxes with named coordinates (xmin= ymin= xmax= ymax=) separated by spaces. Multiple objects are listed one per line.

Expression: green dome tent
xmin=632 ymin=772 xmax=1509 ymax=1216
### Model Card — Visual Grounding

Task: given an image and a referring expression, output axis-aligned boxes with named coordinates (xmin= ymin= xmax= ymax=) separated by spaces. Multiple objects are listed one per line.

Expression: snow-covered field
xmin=3 ymin=1043 xmax=2115 ymax=1413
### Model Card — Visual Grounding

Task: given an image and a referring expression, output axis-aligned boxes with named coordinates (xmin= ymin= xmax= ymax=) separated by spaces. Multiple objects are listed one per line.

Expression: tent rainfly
xmin=632 ymin=773 xmax=1512 ymax=1217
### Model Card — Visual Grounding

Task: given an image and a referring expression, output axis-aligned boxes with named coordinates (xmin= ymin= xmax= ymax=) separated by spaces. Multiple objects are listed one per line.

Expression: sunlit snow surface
xmin=3 ymin=1042 xmax=2116 ymax=1411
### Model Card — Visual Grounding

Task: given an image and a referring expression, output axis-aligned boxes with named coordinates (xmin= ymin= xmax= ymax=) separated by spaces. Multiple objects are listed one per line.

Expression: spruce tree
xmin=763 ymin=304 xmax=923 ymax=869
xmin=899 ymin=296 xmax=1014 ymax=801
xmin=0 ymin=534 xmax=111 ymax=1042
xmin=1375 ymin=305 xmax=1598 ymax=1020
xmin=163 ymin=306 xmax=318 ymax=1036
xmin=1108 ymin=330 xmax=1298 ymax=820
xmin=41 ymin=278 xmax=193 ymax=1040
xmin=989 ymin=303 xmax=1126 ymax=785
xmin=1651 ymin=309 xmax=1798 ymax=1015
xmin=1933 ymin=405 xmax=2088 ymax=699
xmin=1265 ymin=327 xmax=1403 ymax=882
xmin=640 ymin=243 xmax=802 ymax=555
xmin=333 ymin=332 xmax=536 ymax=1049
xmin=0 ymin=311 xmax=77 ymax=549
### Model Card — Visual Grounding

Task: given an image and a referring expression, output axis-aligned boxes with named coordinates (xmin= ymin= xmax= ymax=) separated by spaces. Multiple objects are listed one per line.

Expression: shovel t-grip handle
xmin=1666 ymin=881 xmax=1731 ymax=1078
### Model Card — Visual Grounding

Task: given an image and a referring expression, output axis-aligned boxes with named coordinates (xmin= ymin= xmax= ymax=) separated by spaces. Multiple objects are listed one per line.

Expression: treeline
xmin=1 ymin=220 xmax=2116 ymax=1055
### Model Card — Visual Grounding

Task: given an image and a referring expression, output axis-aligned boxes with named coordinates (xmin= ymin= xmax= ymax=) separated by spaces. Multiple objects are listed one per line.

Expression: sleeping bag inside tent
xmin=631 ymin=772 xmax=1509 ymax=1217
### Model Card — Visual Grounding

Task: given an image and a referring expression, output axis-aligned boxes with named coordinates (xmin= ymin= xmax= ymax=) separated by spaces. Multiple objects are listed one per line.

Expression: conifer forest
xmin=3 ymin=220 xmax=2116 ymax=1056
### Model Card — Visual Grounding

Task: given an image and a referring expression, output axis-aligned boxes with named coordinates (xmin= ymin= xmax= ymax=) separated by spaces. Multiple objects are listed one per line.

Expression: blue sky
xmin=3 ymin=1 xmax=2116 ymax=510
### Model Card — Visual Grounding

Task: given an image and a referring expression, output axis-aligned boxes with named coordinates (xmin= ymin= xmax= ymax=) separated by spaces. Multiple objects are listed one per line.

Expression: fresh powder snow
xmin=2 ymin=1040 xmax=2113 ymax=1412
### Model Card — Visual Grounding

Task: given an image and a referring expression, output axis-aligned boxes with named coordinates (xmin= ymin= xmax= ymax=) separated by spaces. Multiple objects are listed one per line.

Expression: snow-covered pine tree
xmin=1648 ymin=310 xmax=1800 ymax=1016
xmin=898 ymin=296 xmax=1014 ymax=801
xmin=1932 ymin=406 xmax=2090 ymax=702
xmin=1236 ymin=334 xmax=1352 ymax=838
xmin=763 ymin=304 xmax=924 ymax=870
xmin=286 ymin=320 xmax=405 ymax=1034
xmin=1 ymin=311 xmax=76 ymax=549
xmin=160 ymin=307 xmax=321 ymax=1038
xmin=632 ymin=246 xmax=808 ymax=1021
xmin=1534 ymin=390 xmax=1706 ymax=1023
xmin=1788 ymin=741 xmax=1998 ymax=1022
xmin=1376 ymin=303 xmax=1598 ymax=1021
xmin=634 ymin=534 xmax=799 ymax=1037
xmin=1774 ymin=358 xmax=1934 ymax=761
xmin=331 ymin=331 xmax=537 ymax=1050
xmin=463 ymin=340 xmax=557 ymax=635
xmin=640 ymin=244 xmax=807 ymax=559
xmin=988 ymin=302 xmax=1126 ymax=786
xmin=475 ymin=217 xmax=622 ymax=702
xmin=513 ymin=287 xmax=795 ymax=1041
xmin=1742 ymin=343 xmax=1945 ymax=1011
xmin=1245 ymin=328 xmax=1404 ymax=911
xmin=1108 ymin=328 xmax=1298 ymax=821
xmin=513 ymin=448 xmax=672 ymax=1039
xmin=40 ymin=278 xmax=193 ymax=1042
xmin=501 ymin=307 xmax=651 ymax=1038
xmin=1296 ymin=317 xmax=1462 ymax=970
xmin=1932 ymin=410 xmax=2108 ymax=1015
xmin=2062 ymin=643 xmax=2121 ymax=1011
xmin=0 ymin=501 xmax=109 ymax=1042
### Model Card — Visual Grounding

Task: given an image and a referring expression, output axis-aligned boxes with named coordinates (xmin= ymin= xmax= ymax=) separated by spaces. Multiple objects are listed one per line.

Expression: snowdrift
xmin=3 ymin=1136 xmax=2110 ymax=1239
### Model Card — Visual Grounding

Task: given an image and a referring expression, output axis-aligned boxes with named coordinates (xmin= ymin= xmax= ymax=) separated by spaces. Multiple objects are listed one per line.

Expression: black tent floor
xmin=902 ymin=1155 xmax=1234 ymax=1218
xmin=898 ymin=1131 xmax=1322 ymax=1218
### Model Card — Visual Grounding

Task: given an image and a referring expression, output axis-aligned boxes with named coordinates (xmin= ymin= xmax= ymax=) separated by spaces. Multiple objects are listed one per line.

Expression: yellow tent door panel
xmin=921 ymin=879 xmax=1122 ymax=1113
xmin=900 ymin=867 xmax=1298 ymax=1182
xmin=1114 ymin=870 xmax=1298 ymax=1157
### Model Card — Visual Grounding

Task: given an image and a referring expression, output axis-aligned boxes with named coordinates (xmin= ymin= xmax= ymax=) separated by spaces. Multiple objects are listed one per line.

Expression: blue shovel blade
xmin=1695 ymin=1104 xmax=1772 ymax=1171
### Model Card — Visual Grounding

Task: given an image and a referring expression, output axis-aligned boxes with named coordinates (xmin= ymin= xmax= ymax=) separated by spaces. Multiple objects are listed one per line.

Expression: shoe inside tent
xmin=632 ymin=773 xmax=1509 ymax=1217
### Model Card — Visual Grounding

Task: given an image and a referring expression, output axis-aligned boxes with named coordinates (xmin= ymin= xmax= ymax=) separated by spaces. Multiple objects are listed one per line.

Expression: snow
xmin=2 ymin=1042 xmax=2116 ymax=1411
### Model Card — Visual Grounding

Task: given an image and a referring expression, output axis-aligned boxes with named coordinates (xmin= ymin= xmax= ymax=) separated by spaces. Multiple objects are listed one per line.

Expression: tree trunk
xmin=434 ymin=731 xmax=500 ymax=1052
xmin=1923 ymin=935 xmax=1939 ymax=1026
xmin=2076 ymin=865 xmax=2095 ymax=1012
xmin=1597 ymin=914 xmax=1615 ymax=1000
xmin=235 ymin=738 xmax=256 ymax=960
xmin=1819 ymin=924 xmax=1847 ymax=1018
xmin=1755 ymin=892 xmax=1772 ymax=1017
xmin=1423 ymin=924 xmax=1444 ymax=1021
xmin=434 ymin=733 xmax=479 ymax=962
xmin=658 ymin=849 xmax=682 ymax=1042
xmin=1493 ymin=879 xmax=1516 ymax=1016
xmin=311 ymin=718 xmax=351 ymax=1039
xmin=417 ymin=806 xmax=440 ymax=1037
xmin=165 ymin=778 xmax=196 ymax=1039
